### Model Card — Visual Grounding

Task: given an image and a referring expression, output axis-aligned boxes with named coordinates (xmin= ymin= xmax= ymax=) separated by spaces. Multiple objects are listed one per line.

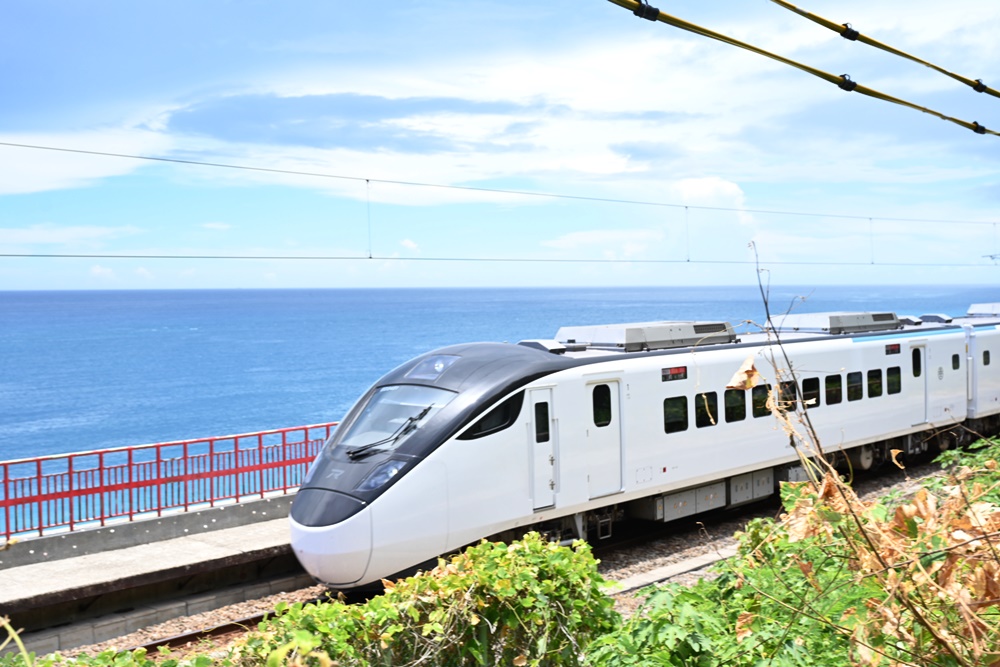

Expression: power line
xmin=770 ymin=0 xmax=1000 ymax=100
xmin=0 ymin=140 xmax=997 ymax=227
xmin=610 ymin=0 xmax=998 ymax=136
xmin=0 ymin=252 xmax=994 ymax=268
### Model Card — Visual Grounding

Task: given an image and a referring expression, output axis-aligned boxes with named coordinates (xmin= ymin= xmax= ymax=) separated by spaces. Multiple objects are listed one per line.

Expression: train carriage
xmin=290 ymin=304 xmax=1000 ymax=589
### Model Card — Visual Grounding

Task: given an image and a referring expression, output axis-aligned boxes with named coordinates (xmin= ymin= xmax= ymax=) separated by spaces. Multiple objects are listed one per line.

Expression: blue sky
xmin=2 ymin=0 xmax=999 ymax=289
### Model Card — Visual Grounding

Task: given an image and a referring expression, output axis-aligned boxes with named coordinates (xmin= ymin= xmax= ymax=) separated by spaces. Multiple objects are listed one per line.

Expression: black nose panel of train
xmin=291 ymin=489 xmax=366 ymax=527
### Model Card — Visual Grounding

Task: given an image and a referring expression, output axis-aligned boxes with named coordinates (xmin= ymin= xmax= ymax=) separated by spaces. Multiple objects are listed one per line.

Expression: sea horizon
xmin=2 ymin=284 xmax=996 ymax=461
xmin=2 ymin=282 xmax=996 ymax=292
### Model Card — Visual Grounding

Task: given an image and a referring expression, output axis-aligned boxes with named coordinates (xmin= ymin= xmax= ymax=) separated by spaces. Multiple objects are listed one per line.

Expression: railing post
xmin=156 ymin=444 xmax=163 ymax=517
xmin=189 ymin=441 xmax=194 ymax=509
xmin=36 ymin=458 xmax=43 ymax=536
xmin=281 ymin=429 xmax=288 ymax=493
xmin=257 ymin=433 xmax=265 ymax=498
xmin=208 ymin=438 xmax=214 ymax=507
xmin=99 ymin=451 xmax=106 ymax=527
xmin=2 ymin=462 xmax=8 ymax=543
xmin=67 ymin=455 xmax=74 ymax=533
xmin=127 ymin=447 xmax=134 ymax=521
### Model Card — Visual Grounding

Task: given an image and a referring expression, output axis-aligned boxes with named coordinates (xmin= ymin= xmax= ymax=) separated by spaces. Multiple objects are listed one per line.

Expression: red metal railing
xmin=0 ymin=423 xmax=337 ymax=543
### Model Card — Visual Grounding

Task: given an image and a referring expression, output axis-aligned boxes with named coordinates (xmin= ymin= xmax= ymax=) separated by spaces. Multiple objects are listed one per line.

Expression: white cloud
xmin=670 ymin=177 xmax=746 ymax=207
xmin=152 ymin=23 xmax=981 ymax=215
xmin=400 ymin=239 xmax=419 ymax=251
xmin=11 ymin=2 xmax=986 ymax=214
xmin=0 ymin=224 xmax=141 ymax=246
xmin=0 ymin=129 xmax=174 ymax=195
xmin=90 ymin=265 xmax=115 ymax=279
xmin=202 ymin=222 xmax=233 ymax=230
xmin=543 ymin=228 xmax=665 ymax=260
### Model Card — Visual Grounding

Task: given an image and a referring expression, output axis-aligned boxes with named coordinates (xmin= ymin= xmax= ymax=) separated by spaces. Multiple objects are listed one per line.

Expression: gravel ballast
xmin=63 ymin=460 xmax=947 ymax=659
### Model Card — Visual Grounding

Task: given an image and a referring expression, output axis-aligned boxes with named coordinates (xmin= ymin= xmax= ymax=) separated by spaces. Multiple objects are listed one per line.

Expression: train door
xmin=528 ymin=388 xmax=556 ymax=511
xmin=967 ymin=326 xmax=1000 ymax=417
xmin=910 ymin=344 xmax=929 ymax=425
xmin=965 ymin=325 xmax=977 ymax=417
xmin=587 ymin=380 xmax=623 ymax=499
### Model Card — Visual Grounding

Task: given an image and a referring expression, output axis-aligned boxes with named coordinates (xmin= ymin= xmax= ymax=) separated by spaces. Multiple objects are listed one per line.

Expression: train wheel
xmin=847 ymin=444 xmax=875 ymax=472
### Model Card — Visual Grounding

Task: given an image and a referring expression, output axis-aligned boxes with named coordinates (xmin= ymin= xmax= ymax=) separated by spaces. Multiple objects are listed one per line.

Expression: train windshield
xmin=334 ymin=384 xmax=457 ymax=459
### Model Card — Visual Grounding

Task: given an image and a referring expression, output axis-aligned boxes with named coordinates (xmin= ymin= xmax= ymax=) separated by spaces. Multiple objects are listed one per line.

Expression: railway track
xmin=58 ymin=459 xmax=945 ymax=661
xmin=132 ymin=614 xmax=268 ymax=657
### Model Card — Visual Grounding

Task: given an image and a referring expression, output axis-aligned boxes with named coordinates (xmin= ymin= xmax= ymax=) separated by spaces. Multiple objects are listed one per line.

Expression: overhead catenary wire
xmin=769 ymin=0 xmax=1000 ymax=100
xmin=0 ymin=140 xmax=997 ymax=227
xmin=0 ymin=140 xmax=997 ymax=270
xmin=607 ymin=0 xmax=999 ymax=137
xmin=0 ymin=252 xmax=994 ymax=269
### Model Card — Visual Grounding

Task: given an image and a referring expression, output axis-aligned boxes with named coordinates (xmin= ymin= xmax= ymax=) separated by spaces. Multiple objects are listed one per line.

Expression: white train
xmin=290 ymin=303 xmax=1000 ymax=588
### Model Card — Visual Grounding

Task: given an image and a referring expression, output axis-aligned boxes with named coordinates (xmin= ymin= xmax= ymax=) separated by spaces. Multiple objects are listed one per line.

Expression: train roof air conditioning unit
xmin=555 ymin=321 xmax=736 ymax=352
xmin=968 ymin=303 xmax=1000 ymax=317
xmin=768 ymin=311 xmax=901 ymax=335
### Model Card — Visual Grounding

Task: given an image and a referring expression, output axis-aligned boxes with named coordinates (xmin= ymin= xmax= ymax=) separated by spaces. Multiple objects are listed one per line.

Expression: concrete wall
xmin=0 ymin=495 xmax=294 ymax=569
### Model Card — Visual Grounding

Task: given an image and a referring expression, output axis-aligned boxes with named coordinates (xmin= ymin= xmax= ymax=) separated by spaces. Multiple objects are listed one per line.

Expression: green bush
xmin=1 ymin=616 xmax=164 ymax=667
xmin=589 ymin=438 xmax=1000 ymax=667
xmin=233 ymin=532 xmax=619 ymax=667
xmin=586 ymin=519 xmax=855 ymax=667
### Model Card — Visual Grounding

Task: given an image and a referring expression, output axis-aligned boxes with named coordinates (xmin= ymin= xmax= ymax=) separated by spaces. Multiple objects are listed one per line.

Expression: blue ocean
xmin=1 ymin=286 xmax=996 ymax=461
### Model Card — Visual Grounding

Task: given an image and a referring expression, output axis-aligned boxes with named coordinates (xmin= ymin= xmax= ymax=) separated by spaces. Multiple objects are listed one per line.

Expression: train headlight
xmin=404 ymin=354 xmax=459 ymax=381
xmin=355 ymin=459 xmax=406 ymax=492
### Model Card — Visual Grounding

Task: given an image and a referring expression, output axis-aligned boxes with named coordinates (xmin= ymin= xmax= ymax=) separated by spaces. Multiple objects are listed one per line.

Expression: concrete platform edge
xmin=6 ymin=573 xmax=317 ymax=658
xmin=1 ymin=495 xmax=294 ymax=569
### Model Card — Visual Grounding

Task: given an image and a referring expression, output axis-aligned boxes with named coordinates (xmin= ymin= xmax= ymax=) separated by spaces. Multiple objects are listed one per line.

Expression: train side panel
xmin=969 ymin=326 xmax=1000 ymax=418
xmin=365 ymin=459 xmax=450 ymax=587
xmin=439 ymin=410 xmax=536 ymax=551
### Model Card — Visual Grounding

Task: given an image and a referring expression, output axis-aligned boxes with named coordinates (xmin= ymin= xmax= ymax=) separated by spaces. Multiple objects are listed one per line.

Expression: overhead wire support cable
xmin=0 ymin=251 xmax=994 ymax=269
xmin=0 ymin=141 xmax=998 ymax=226
xmin=769 ymin=0 xmax=1000 ymax=101
xmin=607 ymin=0 xmax=1000 ymax=137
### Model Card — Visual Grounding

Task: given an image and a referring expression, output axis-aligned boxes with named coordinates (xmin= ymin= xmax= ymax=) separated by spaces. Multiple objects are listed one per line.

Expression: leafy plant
xmin=589 ymin=438 xmax=1000 ymax=667
xmin=232 ymin=532 xmax=619 ymax=666
xmin=587 ymin=517 xmax=856 ymax=667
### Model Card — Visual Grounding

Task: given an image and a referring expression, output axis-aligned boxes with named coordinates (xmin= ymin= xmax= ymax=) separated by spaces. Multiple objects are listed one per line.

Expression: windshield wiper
xmin=346 ymin=405 xmax=434 ymax=460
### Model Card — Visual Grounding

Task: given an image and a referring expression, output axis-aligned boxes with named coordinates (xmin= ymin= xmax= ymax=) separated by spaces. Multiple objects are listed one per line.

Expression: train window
xmin=825 ymin=375 xmax=842 ymax=405
xmin=887 ymin=367 xmax=901 ymax=394
xmin=952 ymin=354 xmax=960 ymax=370
xmin=778 ymin=381 xmax=797 ymax=413
xmin=802 ymin=377 xmax=820 ymax=408
xmin=695 ymin=392 xmax=718 ymax=428
xmin=912 ymin=349 xmax=922 ymax=377
xmin=663 ymin=396 xmax=688 ymax=434
xmin=338 ymin=384 xmax=458 ymax=454
xmin=724 ymin=389 xmax=746 ymax=422
xmin=847 ymin=372 xmax=863 ymax=401
xmin=986 ymin=350 xmax=992 ymax=366
xmin=751 ymin=384 xmax=771 ymax=418
xmin=534 ymin=402 xmax=550 ymax=443
xmin=867 ymin=369 xmax=883 ymax=398
xmin=458 ymin=391 xmax=525 ymax=440
xmin=593 ymin=384 xmax=612 ymax=427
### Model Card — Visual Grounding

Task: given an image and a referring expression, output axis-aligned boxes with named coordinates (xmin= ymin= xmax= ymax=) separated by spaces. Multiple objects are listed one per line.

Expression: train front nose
xmin=289 ymin=489 xmax=372 ymax=586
